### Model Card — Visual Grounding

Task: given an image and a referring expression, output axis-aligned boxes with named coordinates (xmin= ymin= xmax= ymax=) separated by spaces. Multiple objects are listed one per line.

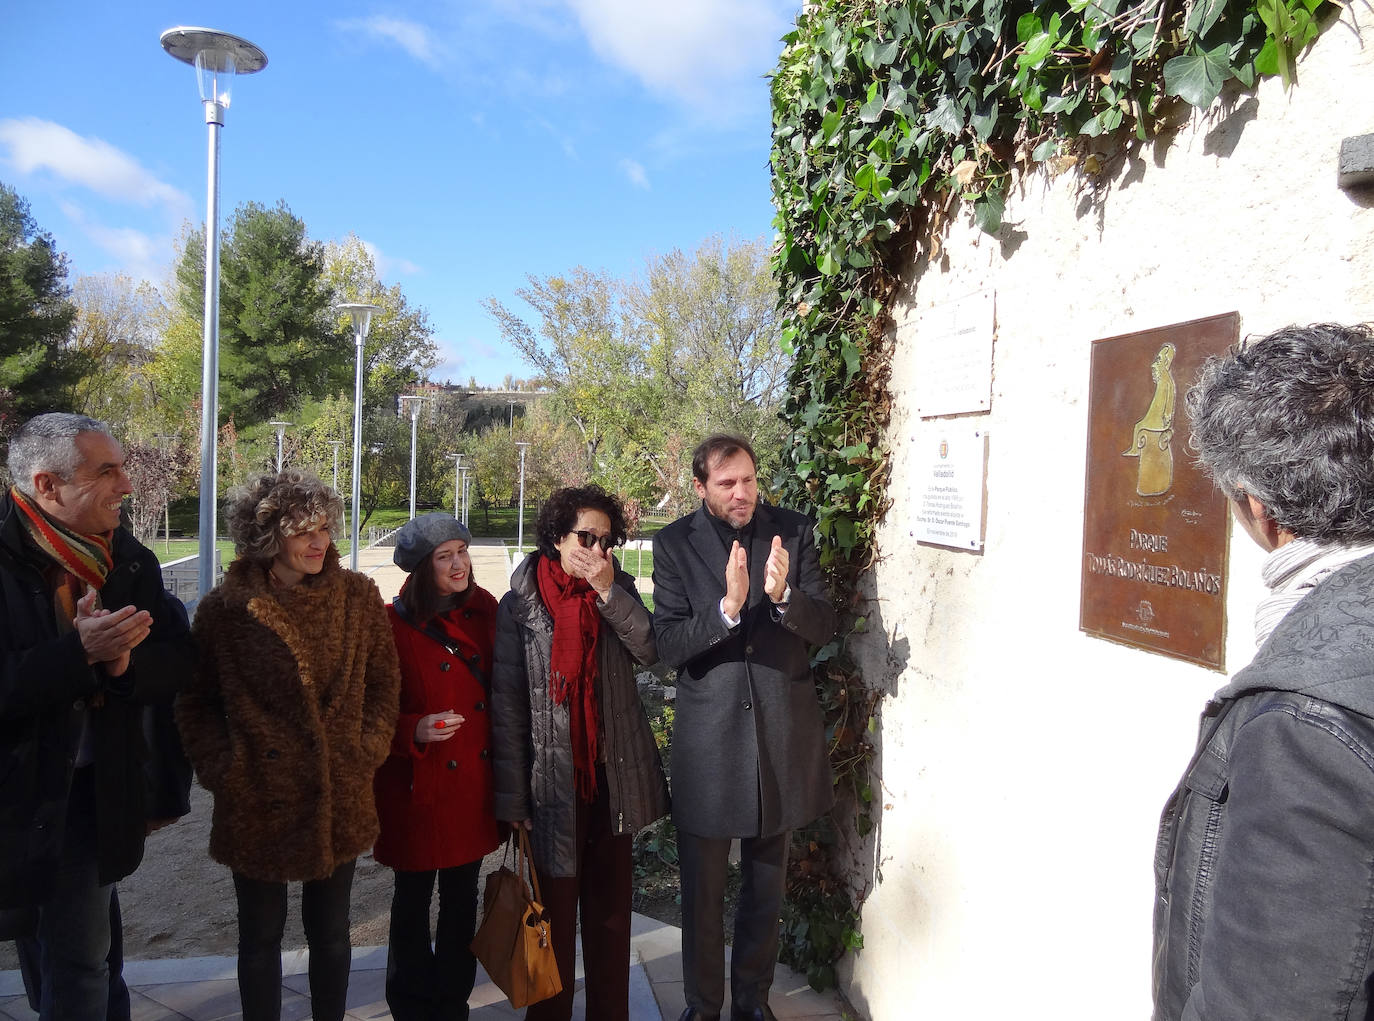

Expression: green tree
xmin=63 ymin=273 xmax=165 ymax=435
xmin=324 ymin=235 xmax=438 ymax=413
xmin=484 ymin=236 xmax=790 ymax=503
xmin=175 ymin=200 xmax=345 ymax=428
xmin=0 ymin=183 xmax=86 ymax=421
xmin=483 ymin=268 xmax=648 ymax=472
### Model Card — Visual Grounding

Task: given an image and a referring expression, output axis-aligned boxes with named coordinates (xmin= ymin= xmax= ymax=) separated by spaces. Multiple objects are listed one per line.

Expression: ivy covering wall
xmin=768 ymin=0 xmax=1334 ymax=992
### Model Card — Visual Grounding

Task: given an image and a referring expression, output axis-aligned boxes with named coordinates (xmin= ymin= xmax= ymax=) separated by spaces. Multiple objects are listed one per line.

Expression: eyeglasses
xmin=571 ymin=529 xmax=614 ymax=552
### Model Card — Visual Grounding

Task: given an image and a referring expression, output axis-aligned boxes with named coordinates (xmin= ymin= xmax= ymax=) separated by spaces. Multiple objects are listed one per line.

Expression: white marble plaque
xmin=914 ymin=291 xmax=995 ymax=418
xmin=913 ymin=426 xmax=986 ymax=551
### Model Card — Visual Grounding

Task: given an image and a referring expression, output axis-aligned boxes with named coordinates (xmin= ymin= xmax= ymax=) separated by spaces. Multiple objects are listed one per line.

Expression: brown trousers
xmin=526 ymin=768 xmax=632 ymax=1021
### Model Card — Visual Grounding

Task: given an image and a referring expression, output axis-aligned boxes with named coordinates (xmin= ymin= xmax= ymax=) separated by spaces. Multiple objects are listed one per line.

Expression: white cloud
xmin=559 ymin=0 xmax=794 ymax=112
xmin=620 ymin=158 xmax=650 ymax=190
xmin=0 ymin=117 xmax=190 ymax=214
xmin=337 ymin=16 xmax=445 ymax=68
xmin=360 ymin=239 xmax=422 ymax=280
xmin=57 ymin=201 xmax=169 ymax=285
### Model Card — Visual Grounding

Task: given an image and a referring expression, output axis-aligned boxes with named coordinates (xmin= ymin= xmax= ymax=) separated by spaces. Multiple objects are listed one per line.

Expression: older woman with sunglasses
xmin=490 ymin=485 xmax=668 ymax=1021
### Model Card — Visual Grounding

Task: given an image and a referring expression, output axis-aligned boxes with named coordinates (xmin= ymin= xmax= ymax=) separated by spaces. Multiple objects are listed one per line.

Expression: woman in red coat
xmin=373 ymin=514 xmax=500 ymax=1021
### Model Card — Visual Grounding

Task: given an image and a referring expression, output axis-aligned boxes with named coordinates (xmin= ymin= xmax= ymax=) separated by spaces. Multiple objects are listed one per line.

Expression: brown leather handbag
xmin=470 ymin=827 xmax=562 ymax=1008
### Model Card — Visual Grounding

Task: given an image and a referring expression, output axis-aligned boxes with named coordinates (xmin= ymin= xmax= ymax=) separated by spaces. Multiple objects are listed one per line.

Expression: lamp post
xmin=508 ymin=399 xmax=517 ymax=433
xmin=459 ymin=467 xmax=470 ymax=526
xmin=446 ymin=453 xmax=464 ymax=518
xmin=161 ymin=26 xmax=267 ymax=597
xmin=268 ymin=420 xmax=292 ymax=472
xmin=515 ymin=441 xmax=529 ymax=555
xmin=328 ymin=439 xmax=344 ymax=492
xmin=399 ymin=395 xmax=427 ymax=520
xmin=339 ymin=303 xmax=380 ymax=570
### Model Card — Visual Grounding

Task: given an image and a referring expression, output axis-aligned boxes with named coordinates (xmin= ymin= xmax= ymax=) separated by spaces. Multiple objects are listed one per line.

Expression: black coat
xmin=0 ymin=492 xmax=191 ymax=908
xmin=651 ymin=502 xmax=836 ymax=838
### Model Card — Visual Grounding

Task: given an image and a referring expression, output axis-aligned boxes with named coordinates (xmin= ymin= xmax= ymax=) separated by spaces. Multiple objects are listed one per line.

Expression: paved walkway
xmin=0 ymin=537 xmax=847 ymax=1020
xmin=0 ymin=911 xmax=844 ymax=1019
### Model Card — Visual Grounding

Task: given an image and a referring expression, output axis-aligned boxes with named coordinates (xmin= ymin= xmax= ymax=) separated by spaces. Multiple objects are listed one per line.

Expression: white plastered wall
xmin=841 ymin=6 xmax=1374 ymax=1018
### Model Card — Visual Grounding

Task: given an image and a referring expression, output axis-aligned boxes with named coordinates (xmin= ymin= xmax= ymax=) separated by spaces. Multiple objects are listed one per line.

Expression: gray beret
xmin=392 ymin=513 xmax=472 ymax=573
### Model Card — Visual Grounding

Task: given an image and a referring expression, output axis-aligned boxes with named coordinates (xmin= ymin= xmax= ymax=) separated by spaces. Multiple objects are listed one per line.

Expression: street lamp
xmin=508 ymin=399 xmax=518 ymax=433
xmin=268 ymin=420 xmax=292 ymax=472
xmin=398 ymin=395 xmax=427 ymax=520
xmin=328 ymin=439 xmax=344 ymax=492
xmin=515 ymin=441 xmax=530 ymax=555
xmin=459 ymin=467 xmax=470 ymax=526
xmin=339 ymin=302 xmax=380 ymax=570
xmin=161 ymin=26 xmax=267 ymax=597
xmin=446 ymin=453 xmax=464 ymax=518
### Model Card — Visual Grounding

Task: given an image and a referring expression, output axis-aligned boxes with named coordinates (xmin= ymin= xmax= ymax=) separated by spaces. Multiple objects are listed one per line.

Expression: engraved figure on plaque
xmin=1122 ymin=342 xmax=1177 ymax=496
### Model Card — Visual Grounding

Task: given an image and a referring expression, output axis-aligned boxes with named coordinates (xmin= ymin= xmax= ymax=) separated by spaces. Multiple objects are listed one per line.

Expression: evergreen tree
xmin=0 ymin=183 xmax=86 ymax=420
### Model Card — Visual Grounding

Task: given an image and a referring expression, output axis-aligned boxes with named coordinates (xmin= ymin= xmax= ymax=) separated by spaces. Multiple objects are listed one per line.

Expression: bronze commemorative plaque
xmin=1079 ymin=312 xmax=1238 ymax=670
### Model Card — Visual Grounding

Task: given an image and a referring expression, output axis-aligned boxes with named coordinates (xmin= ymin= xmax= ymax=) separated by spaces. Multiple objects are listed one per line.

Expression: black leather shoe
xmin=731 ymin=1006 xmax=779 ymax=1021
xmin=679 ymin=1010 xmax=719 ymax=1021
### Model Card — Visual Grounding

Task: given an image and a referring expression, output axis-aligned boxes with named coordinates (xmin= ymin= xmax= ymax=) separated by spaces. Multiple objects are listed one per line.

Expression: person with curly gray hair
xmin=176 ymin=469 xmax=400 ymax=1021
xmin=1153 ymin=322 xmax=1374 ymax=1020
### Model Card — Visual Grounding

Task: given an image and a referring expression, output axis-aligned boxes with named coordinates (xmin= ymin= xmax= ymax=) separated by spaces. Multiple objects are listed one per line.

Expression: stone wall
xmin=841 ymin=7 xmax=1374 ymax=1018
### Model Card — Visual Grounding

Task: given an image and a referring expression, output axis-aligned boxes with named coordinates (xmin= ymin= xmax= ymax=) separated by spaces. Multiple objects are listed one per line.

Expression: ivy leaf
xmin=859 ymin=94 xmax=886 ymax=123
xmin=970 ymin=96 xmax=999 ymax=140
xmin=1043 ymin=90 xmax=1084 ymax=114
xmin=973 ymin=189 xmax=1005 ymax=235
xmin=820 ymin=110 xmax=842 ymax=143
xmin=1187 ymin=0 xmax=1229 ymax=37
xmin=817 ymin=247 xmax=843 ymax=276
xmin=1032 ymin=138 xmax=1059 ymax=161
xmin=872 ymin=38 xmax=900 ymax=66
xmin=927 ymin=95 xmax=963 ymax=135
xmin=841 ymin=338 xmax=861 ymax=378
xmin=1016 ymin=12 xmax=1042 ymax=42
xmin=1019 ymin=31 xmax=1054 ymax=69
xmin=1162 ymin=44 xmax=1233 ymax=108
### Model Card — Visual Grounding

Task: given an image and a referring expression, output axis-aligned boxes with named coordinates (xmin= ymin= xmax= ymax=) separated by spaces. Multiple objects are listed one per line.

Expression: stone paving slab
xmin=0 ymin=915 xmax=845 ymax=1020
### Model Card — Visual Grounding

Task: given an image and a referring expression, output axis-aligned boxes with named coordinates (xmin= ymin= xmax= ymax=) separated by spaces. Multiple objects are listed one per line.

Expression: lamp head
xmin=338 ymin=302 xmax=382 ymax=341
xmin=160 ymin=27 xmax=266 ymax=109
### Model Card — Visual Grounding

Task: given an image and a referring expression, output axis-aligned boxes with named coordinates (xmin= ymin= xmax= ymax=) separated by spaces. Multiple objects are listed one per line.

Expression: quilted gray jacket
xmin=1153 ymin=552 xmax=1374 ymax=1020
xmin=490 ymin=553 xmax=669 ymax=878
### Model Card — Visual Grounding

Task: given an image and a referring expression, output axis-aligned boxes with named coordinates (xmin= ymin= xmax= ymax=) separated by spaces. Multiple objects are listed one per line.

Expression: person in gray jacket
xmin=1153 ymin=322 xmax=1374 ymax=1020
xmin=491 ymin=484 xmax=669 ymax=1021
xmin=653 ymin=434 xmax=836 ymax=1021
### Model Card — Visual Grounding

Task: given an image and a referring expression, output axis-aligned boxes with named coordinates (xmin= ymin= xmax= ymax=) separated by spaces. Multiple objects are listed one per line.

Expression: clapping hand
xmin=763 ymin=535 xmax=789 ymax=603
xmin=721 ymin=540 xmax=749 ymax=619
xmin=75 ymin=588 xmax=152 ymax=678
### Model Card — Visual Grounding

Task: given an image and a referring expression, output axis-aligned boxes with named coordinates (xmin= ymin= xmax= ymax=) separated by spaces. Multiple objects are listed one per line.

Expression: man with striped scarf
xmin=0 ymin=413 xmax=192 ymax=1020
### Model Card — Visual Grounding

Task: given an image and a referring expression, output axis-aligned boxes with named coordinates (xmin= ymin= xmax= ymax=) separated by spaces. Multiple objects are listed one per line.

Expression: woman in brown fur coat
xmin=176 ymin=470 xmax=400 ymax=1021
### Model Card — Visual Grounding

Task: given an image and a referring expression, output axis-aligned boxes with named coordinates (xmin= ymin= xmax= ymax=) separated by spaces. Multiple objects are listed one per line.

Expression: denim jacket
xmin=1153 ymin=553 xmax=1374 ymax=1020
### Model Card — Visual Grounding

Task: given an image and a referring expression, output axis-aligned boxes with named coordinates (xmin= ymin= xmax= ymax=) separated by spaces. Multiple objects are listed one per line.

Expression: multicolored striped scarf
xmin=10 ymin=486 xmax=114 ymax=591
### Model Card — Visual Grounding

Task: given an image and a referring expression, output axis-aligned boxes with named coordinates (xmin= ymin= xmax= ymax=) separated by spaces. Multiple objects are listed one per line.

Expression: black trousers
xmin=677 ymin=830 xmax=790 ymax=1020
xmin=232 ymin=859 xmax=356 ymax=1021
xmin=386 ymin=861 xmax=482 ymax=1021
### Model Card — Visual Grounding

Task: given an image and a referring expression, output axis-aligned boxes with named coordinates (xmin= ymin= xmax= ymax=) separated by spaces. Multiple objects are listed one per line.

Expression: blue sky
xmin=0 ymin=0 xmax=799 ymax=386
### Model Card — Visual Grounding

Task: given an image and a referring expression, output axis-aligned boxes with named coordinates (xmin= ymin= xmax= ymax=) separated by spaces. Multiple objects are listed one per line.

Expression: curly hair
xmin=1187 ymin=322 xmax=1374 ymax=543
xmin=534 ymin=484 xmax=628 ymax=559
xmin=225 ymin=469 xmax=345 ymax=562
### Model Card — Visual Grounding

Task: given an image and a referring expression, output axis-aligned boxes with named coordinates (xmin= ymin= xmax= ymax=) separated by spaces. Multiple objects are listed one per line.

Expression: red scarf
xmin=536 ymin=554 xmax=602 ymax=801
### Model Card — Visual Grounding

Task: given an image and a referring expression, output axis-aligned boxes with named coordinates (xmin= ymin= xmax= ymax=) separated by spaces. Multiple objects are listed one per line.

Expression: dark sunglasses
xmin=572 ymin=529 xmax=614 ymax=552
